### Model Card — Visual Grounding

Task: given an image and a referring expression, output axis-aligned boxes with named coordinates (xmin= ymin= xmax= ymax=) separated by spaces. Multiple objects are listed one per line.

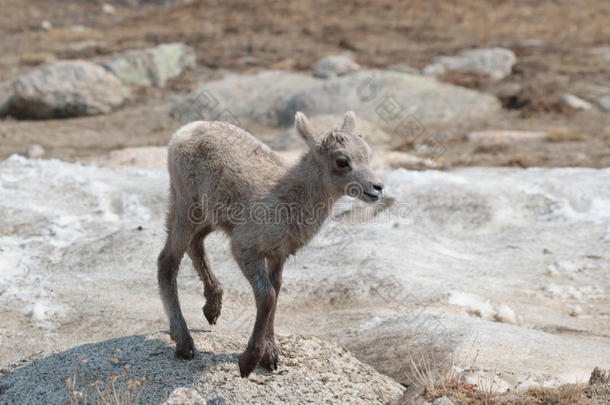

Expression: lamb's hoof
xmin=260 ymin=338 xmax=278 ymax=371
xmin=238 ymin=349 xmax=262 ymax=378
xmin=203 ymin=296 xmax=222 ymax=325
xmin=174 ymin=334 xmax=195 ymax=360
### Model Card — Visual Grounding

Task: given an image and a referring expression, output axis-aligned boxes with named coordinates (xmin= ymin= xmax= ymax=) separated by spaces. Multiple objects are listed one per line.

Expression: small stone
xmin=41 ymin=20 xmax=52 ymax=30
xmin=569 ymin=305 xmax=582 ymax=317
xmin=595 ymin=95 xmax=610 ymax=112
xmin=102 ymin=3 xmax=116 ymax=14
xmin=25 ymin=144 xmax=45 ymax=159
xmin=424 ymin=47 xmax=516 ymax=80
xmin=496 ymin=304 xmax=517 ymax=324
xmin=521 ymin=39 xmax=547 ymax=47
xmin=546 ymin=264 xmax=560 ymax=277
xmin=313 ymin=54 xmax=360 ymax=78
xmin=562 ymin=94 xmax=593 ymax=111
xmin=589 ymin=46 xmax=610 ymax=62
xmin=422 ymin=63 xmax=446 ymax=76
xmin=432 ymin=396 xmax=454 ymax=405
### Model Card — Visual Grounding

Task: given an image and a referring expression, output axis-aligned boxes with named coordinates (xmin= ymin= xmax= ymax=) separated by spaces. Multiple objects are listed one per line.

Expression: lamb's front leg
xmin=233 ymin=248 xmax=276 ymax=377
xmin=260 ymin=255 xmax=284 ymax=371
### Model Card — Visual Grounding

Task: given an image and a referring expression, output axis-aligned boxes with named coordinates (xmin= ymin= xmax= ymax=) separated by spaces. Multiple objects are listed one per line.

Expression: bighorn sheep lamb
xmin=158 ymin=111 xmax=383 ymax=377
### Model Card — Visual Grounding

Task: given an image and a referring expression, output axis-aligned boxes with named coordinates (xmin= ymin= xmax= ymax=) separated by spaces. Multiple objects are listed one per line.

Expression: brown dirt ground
xmin=0 ymin=0 xmax=609 ymax=167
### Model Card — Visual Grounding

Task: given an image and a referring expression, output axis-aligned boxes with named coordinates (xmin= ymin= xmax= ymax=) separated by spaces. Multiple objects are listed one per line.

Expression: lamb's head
xmin=295 ymin=111 xmax=383 ymax=202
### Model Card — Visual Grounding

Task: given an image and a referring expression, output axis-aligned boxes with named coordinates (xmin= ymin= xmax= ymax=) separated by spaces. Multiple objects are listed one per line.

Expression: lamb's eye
xmin=336 ymin=158 xmax=349 ymax=168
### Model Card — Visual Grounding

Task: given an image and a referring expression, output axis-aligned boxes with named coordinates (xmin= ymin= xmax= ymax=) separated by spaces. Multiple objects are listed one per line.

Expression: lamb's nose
xmin=373 ymin=183 xmax=383 ymax=192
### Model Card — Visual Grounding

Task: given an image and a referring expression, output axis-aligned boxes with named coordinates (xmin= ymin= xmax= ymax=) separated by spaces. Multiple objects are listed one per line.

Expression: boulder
xmin=171 ymin=70 xmax=500 ymax=131
xmin=278 ymin=70 xmax=501 ymax=128
xmin=103 ymin=43 xmax=196 ymax=87
xmin=169 ymin=70 xmax=319 ymax=127
xmin=423 ymin=47 xmax=516 ymax=80
xmin=0 ymin=331 xmax=404 ymax=404
xmin=7 ymin=60 xmax=130 ymax=119
xmin=313 ymin=54 xmax=360 ymax=78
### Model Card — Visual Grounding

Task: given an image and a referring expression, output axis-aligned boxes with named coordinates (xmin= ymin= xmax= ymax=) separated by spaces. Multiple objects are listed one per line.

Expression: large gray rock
xmin=278 ymin=70 xmax=501 ymax=128
xmin=0 ymin=331 xmax=404 ymax=404
xmin=171 ymin=70 xmax=500 ymax=131
xmin=8 ymin=60 xmax=130 ymax=119
xmin=103 ymin=43 xmax=196 ymax=87
xmin=423 ymin=47 xmax=516 ymax=80
xmin=313 ymin=54 xmax=360 ymax=78
xmin=169 ymin=70 xmax=319 ymax=127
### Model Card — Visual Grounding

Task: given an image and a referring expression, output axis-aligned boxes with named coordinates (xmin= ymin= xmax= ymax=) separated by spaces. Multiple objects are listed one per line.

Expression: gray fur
xmin=157 ymin=111 xmax=383 ymax=377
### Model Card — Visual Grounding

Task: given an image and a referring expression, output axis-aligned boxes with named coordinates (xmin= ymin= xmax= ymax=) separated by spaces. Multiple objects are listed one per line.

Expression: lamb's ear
xmin=341 ymin=111 xmax=357 ymax=133
xmin=295 ymin=112 xmax=320 ymax=149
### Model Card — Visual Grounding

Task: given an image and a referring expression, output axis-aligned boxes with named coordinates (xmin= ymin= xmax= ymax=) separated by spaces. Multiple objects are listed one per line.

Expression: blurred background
xmin=0 ymin=0 xmax=609 ymax=167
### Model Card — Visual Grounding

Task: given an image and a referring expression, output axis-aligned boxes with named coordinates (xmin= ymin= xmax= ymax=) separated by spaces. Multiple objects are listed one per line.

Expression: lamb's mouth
xmin=362 ymin=191 xmax=380 ymax=202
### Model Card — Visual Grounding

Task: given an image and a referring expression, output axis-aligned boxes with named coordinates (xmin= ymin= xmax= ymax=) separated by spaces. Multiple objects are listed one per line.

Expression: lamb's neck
xmin=278 ymin=152 xmax=338 ymax=241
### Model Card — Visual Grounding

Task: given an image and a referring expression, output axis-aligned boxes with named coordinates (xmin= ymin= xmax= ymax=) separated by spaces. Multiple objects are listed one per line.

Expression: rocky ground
xmin=0 ymin=1 xmax=609 ymax=404
xmin=0 ymin=156 xmax=608 ymax=404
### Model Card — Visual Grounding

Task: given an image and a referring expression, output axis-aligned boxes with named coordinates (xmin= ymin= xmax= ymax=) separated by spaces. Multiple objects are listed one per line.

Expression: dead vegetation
xmin=402 ymin=345 xmax=609 ymax=405
xmin=66 ymin=359 xmax=145 ymax=405
xmin=544 ymin=128 xmax=588 ymax=143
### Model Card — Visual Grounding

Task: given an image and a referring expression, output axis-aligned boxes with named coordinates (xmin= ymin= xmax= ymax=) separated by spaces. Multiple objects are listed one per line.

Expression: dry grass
xmin=418 ymin=378 xmax=607 ymax=405
xmin=66 ymin=359 xmax=145 ymax=405
xmin=544 ymin=128 xmax=588 ymax=143
xmin=403 ymin=350 xmax=609 ymax=405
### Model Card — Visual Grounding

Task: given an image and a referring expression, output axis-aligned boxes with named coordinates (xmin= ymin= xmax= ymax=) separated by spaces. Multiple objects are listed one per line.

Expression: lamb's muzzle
xmin=157 ymin=110 xmax=381 ymax=377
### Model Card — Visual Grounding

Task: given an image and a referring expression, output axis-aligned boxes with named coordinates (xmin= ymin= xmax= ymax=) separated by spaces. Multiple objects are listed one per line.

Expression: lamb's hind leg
xmin=233 ymin=246 xmax=276 ymax=377
xmin=158 ymin=200 xmax=195 ymax=359
xmin=187 ymin=226 xmax=223 ymax=325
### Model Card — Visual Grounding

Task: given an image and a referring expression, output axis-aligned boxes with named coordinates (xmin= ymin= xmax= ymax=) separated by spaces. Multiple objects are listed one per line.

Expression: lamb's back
xmin=168 ymin=121 xmax=286 ymax=205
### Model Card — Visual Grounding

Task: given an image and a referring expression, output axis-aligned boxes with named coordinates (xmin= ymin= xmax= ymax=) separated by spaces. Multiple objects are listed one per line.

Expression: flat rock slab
xmin=0 ymin=331 xmax=404 ymax=405
xmin=8 ymin=60 xmax=130 ymax=119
